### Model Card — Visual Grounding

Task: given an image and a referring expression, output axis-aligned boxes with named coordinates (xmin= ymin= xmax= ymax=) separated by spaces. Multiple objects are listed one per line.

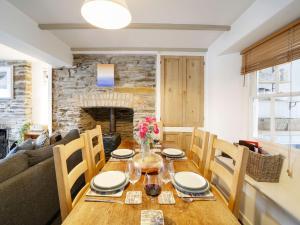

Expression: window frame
xmin=250 ymin=62 xmax=300 ymax=146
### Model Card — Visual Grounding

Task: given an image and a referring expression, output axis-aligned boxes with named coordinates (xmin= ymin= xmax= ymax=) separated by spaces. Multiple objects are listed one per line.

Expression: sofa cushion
xmin=25 ymin=145 xmax=53 ymax=166
xmin=25 ymin=129 xmax=80 ymax=166
xmin=0 ymin=151 xmax=29 ymax=183
xmin=7 ymin=139 xmax=35 ymax=156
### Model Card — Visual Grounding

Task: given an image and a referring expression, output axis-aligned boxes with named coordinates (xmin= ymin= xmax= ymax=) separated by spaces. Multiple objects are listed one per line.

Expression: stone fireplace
xmin=52 ymin=54 xmax=156 ymax=142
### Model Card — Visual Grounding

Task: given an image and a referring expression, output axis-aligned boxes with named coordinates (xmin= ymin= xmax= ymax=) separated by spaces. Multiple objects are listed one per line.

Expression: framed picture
xmin=96 ymin=64 xmax=114 ymax=87
xmin=0 ymin=66 xmax=13 ymax=99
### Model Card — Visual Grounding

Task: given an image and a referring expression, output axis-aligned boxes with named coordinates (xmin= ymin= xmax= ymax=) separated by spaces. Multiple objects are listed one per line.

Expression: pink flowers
xmin=145 ymin=116 xmax=156 ymax=123
xmin=135 ymin=116 xmax=160 ymax=144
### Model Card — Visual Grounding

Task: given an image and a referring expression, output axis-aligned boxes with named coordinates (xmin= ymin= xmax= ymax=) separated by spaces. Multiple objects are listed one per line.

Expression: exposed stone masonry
xmin=52 ymin=54 xmax=156 ymax=139
xmin=0 ymin=61 xmax=32 ymax=142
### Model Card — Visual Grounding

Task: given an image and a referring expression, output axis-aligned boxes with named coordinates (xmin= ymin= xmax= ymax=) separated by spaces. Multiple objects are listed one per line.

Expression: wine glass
xmin=144 ymin=173 xmax=162 ymax=199
xmin=159 ymin=160 xmax=175 ymax=184
xmin=126 ymin=160 xmax=141 ymax=190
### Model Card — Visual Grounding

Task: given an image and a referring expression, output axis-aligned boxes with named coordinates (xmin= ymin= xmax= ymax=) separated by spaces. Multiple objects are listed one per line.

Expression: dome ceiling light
xmin=81 ymin=0 xmax=132 ymax=29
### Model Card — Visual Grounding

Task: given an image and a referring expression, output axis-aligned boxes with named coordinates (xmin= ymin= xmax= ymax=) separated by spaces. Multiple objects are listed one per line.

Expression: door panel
xmin=184 ymin=57 xmax=204 ymax=126
xmin=161 ymin=57 xmax=183 ymax=126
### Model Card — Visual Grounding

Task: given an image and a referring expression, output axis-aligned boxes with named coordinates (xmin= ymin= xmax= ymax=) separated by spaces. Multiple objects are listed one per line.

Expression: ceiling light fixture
xmin=81 ymin=0 xmax=132 ymax=29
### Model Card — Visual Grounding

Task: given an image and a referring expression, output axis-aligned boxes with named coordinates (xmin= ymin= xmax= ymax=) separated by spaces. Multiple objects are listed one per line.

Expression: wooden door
xmin=161 ymin=56 xmax=184 ymax=126
xmin=161 ymin=56 xmax=204 ymax=127
xmin=184 ymin=56 xmax=204 ymax=126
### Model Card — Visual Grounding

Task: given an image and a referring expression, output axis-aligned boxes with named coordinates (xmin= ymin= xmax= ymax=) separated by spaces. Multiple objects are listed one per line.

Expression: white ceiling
xmin=7 ymin=0 xmax=255 ymax=51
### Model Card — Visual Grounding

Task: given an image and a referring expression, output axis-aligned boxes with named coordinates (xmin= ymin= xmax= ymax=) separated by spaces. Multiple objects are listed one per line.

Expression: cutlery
xmin=85 ymin=198 xmax=124 ymax=204
xmin=181 ymin=197 xmax=216 ymax=202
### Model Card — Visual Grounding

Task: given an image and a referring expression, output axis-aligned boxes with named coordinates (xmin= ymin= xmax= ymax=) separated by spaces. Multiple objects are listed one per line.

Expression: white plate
xmin=93 ymin=171 xmax=126 ymax=189
xmin=162 ymin=148 xmax=183 ymax=156
xmin=172 ymin=179 xmax=210 ymax=194
xmin=174 ymin=172 xmax=207 ymax=190
xmin=112 ymin=149 xmax=134 ymax=157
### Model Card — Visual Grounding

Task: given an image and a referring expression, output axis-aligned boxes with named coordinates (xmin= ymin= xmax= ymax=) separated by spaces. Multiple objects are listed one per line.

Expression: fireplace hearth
xmin=83 ymin=107 xmax=134 ymax=160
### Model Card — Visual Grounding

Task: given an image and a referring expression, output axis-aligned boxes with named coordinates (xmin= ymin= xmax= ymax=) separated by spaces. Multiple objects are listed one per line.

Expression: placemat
xmin=175 ymin=189 xmax=215 ymax=200
xmin=165 ymin=156 xmax=187 ymax=161
xmin=86 ymin=188 xmax=124 ymax=197
xmin=109 ymin=157 xmax=133 ymax=162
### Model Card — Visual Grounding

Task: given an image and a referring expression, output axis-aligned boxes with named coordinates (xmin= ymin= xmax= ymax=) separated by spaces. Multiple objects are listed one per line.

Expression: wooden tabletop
xmin=63 ymin=159 xmax=239 ymax=225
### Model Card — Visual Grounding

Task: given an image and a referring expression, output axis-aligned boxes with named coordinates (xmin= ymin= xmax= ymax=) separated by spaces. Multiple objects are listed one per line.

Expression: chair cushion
xmin=0 ymin=151 xmax=29 ymax=183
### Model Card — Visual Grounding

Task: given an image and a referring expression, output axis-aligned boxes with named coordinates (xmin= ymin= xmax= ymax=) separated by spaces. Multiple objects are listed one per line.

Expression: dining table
xmin=62 ymin=155 xmax=240 ymax=225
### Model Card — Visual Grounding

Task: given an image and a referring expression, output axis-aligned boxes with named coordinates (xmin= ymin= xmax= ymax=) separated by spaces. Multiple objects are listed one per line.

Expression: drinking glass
xmin=126 ymin=160 xmax=141 ymax=190
xmin=159 ymin=160 xmax=174 ymax=184
xmin=144 ymin=173 xmax=162 ymax=198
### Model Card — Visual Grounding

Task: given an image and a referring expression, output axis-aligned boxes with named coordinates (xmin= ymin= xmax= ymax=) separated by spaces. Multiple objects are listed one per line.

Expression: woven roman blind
xmin=241 ymin=18 xmax=300 ymax=75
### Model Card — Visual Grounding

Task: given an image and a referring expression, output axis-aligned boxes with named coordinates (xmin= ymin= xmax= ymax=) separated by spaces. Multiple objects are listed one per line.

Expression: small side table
xmin=24 ymin=131 xmax=44 ymax=140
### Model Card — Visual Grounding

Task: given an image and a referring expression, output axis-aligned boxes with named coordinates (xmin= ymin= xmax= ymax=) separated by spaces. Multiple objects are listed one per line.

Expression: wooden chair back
xmin=157 ymin=121 xmax=164 ymax=142
xmin=204 ymin=134 xmax=249 ymax=218
xmin=86 ymin=125 xmax=105 ymax=176
xmin=187 ymin=128 xmax=209 ymax=174
xmin=53 ymin=133 xmax=91 ymax=221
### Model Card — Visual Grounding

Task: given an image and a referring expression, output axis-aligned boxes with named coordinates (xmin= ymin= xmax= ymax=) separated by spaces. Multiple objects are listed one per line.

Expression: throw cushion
xmin=35 ymin=131 xmax=50 ymax=149
xmin=0 ymin=151 xmax=29 ymax=183
xmin=50 ymin=132 xmax=62 ymax=145
xmin=61 ymin=129 xmax=80 ymax=145
xmin=7 ymin=139 xmax=35 ymax=156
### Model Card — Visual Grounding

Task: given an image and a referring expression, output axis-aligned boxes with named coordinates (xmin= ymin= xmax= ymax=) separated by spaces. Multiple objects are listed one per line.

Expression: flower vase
xmin=133 ymin=142 xmax=163 ymax=174
xmin=141 ymin=142 xmax=150 ymax=160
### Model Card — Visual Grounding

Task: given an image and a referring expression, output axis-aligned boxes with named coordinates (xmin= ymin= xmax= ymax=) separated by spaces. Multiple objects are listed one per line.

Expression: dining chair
xmin=187 ymin=128 xmax=209 ymax=174
xmin=86 ymin=125 xmax=105 ymax=177
xmin=204 ymin=134 xmax=249 ymax=218
xmin=53 ymin=133 xmax=92 ymax=221
xmin=157 ymin=121 xmax=164 ymax=142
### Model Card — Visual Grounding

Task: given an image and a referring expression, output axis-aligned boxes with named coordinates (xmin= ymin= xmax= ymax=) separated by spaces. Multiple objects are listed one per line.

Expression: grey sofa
xmin=0 ymin=129 xmax=82 ymax=225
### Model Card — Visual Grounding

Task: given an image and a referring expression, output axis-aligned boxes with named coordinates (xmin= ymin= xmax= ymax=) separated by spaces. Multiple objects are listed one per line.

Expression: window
xmin=251 ymin=59 xmax=300 ymax=150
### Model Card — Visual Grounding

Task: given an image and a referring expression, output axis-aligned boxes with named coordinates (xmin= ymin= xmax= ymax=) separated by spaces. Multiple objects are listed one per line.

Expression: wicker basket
xmin=246 ymin=150 xmax=284 ymax=182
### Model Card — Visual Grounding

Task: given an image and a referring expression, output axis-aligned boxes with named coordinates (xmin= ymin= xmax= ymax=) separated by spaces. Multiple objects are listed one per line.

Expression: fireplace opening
xmin=83 ymin=107 xmax=134 ymax=160
xmin=0 ymin=128 xmax=8 ymax=159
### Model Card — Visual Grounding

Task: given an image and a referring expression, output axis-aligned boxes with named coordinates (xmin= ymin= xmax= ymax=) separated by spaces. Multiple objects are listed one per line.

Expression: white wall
xmin=31 ymin=61 xmax=52 ymax=131
xmin=205 ymin=0 xmax=300 ymax=224
xmin=205 ymin=51 xmax=250 ymax=142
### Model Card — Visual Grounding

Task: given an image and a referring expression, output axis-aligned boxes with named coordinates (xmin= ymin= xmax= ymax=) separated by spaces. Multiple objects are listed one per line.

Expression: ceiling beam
xmin=71 ymin=47 xmax=208 ymax=52
xmin=39 ymin=23 xmax=230 ymax=31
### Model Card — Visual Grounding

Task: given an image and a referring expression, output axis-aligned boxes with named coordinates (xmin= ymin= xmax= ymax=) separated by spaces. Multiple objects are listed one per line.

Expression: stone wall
xmin=52 ymin=54 xmax=156 ymax=139
xmin=0 ymin=61 xmax=32 ymax=142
